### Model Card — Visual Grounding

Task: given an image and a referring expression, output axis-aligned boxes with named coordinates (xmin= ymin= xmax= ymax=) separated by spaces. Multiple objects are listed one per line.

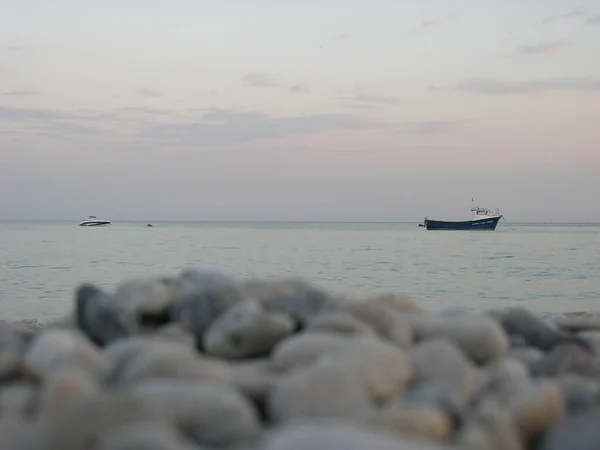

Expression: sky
xmin=1 ymin=0 xmax=599 ymax=222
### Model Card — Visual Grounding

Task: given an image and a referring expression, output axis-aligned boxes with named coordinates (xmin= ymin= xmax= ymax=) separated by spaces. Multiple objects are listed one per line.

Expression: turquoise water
xmin=1 ymin=221 xmax=599 ymax=320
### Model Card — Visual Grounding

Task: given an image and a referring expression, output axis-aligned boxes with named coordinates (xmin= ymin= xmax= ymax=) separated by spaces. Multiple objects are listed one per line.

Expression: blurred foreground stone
xmin=0 ymin=268 xmax=599 ymax=449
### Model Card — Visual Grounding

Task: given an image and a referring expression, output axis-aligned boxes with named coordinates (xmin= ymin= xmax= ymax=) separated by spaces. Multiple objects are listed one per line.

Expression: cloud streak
xmin=241 ymin=73 xmax=278 ymax=87
xmin=436 ymin=77 xmax=600 ymax=95
xmin=136 ymin=88 xmax=161 ymax=97
xmin=3 ymin=90 xmax=37 ymax=97
xmin=289 ymin=82 xmax=310 ymax=94
xmin=336 ymin=85 xmax=402 ymax=108
xmin=519 ymin=40 xmax=570 ymax=55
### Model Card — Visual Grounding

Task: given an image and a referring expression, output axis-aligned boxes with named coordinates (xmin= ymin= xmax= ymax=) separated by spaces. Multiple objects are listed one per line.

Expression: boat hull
xmin=79 ymin=221 xmax=111 ymax=227
xmin=424 ymin=216 xmax=501 ymax=231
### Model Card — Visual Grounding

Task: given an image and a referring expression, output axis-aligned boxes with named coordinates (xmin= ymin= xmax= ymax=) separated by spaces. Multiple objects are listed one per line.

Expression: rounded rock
xmin=305 ymin=312 xmax=376 ymax=337
xmin=130 ymin=379 xmax=261 ymax=447
xmin=267 ymin=359 xmax=374 ymax=422
xmin=203 ymin=300 xmax=295 ymax=359
xmin=411 ymin=314 xmax=509 ymax=364
xmin=269 ymin=332 xmax=348 ymax=372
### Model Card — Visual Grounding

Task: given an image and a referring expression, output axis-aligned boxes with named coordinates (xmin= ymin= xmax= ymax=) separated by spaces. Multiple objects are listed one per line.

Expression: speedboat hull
xmin=424 ymin=215 xmax=501 ymax=231
xmin=79 ymin=221 xmax=111 ymax=227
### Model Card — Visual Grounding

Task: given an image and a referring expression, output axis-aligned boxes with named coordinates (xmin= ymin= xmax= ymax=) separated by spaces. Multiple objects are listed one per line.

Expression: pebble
xmin=411 ymin=313 xmax=509 ymax=364
xmin=203 ymin=300 xmax=295 ymax=359
xmin=263 ymin=421 xmax=449 ymax=450
xmin=23 ymin=329 xmax=107 ymax=380
xmin=540 ymin=407 xmax=600 ymax=450
xmin=130 ymin=379 xmax=261 ymax=447
xmin=304 ymin=311 xmax=376 ymax=336
xmin=409 ymin=338 xmax=486 ymax=407
xmin=168 ymin=269 xmax=244 ymax=348
xmin=267 ymin=359 xmax=374 ymax=422
xmin=1 ymin=268 xmax=600 ymax=450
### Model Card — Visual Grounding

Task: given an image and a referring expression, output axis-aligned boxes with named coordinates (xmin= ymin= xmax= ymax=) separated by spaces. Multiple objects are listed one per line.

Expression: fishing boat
xmin=422 ymin=201 xmax=503 ymax=231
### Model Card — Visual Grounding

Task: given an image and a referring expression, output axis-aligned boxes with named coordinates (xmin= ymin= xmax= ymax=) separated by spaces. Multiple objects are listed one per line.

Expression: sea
xmin=1 ymin=221 xmax=599 ymax=321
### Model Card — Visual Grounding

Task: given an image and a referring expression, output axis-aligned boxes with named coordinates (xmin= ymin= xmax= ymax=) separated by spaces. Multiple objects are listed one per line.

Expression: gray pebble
xmin=265 ymin=286 xmax=335 ymax=326
xmin=24 ymin=329 xmax=107 ymax=380
xmin=531 ymin=342 xmax=597 ymax=378
xmin=540 ymin=407 xmax=600 ymax=450
xmin=264 ymin=421 xmax=449 ymax=450
xmin=204 ymin=300 xmax=294 ymax=359
xmin=75 ymin=283 xmax=131 ymax=347
xmin=411 ymin=313 xmax=508 ymax=364
xmin=409 ymin=338 xmax=485 ymax=407
xmin=168 ymin=269 xmax=243 ymax=349
xmin=98 ymin=422 xmax=198 ymax=450
xmin=269 ymin=332 xmax=348 ymax=372
xmin=130 ymin=379 xmax=261 ymax=447
xmin=267 ymin=359 xmax=374 ymax=422
xmin=0 ymin=382 xmax=36 ymax=418
xmin=305 ymin=311 xmax=376 ymax=336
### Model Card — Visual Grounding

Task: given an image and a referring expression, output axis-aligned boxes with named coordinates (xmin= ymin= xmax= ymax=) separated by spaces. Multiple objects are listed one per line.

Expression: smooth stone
xmin=23 ymin=393 xmax=169 ymax=450
xmin=98 ymin=423 xmax=198 ymax=450
xmin=150 ymin=323 xmax=197 ymax=347
xmin=332 ymin=300 xmax=414 ymax=347
xmin=507 ymin=346 xmax=545 ymax=372
xmin=239 ymin=277 xmax=313 ymax=307
xmin=75 ymin=283 xmax=130 ymax=346
xmin=410 ymin=314 xmax=509 ymax=364
xmin=489 ymin=307 xmax=589 ymax=352
xmin=556 ymin=374 xmax=600 ymax=414
xmin=0 ymin=323 xmax=29 ymax=381
xmin=365 ymin=292 xmax=426 ymax=314
xmin=456 ymin=398 xmax=524 ymax=450
xmin=552 ymin=312 xmax=600 ymax=333
xmin=267 ymin=359 xmax=374 ymax=422
xmin=577 ymin=330 xmax=600 ymax=355
xmin=0 ymin=417 xmax=33 ymax=450
xmin=485 ymin=377 xmax=565 ymax=440
xmin=269 ymin=332 xmax=349 ymax=372
xmin=0 ymin=382 xmax=36 ymax=418
xmin=23 ymin=329 xmax=107 ymax=380
xmin=38 ymin=367 xmax=98 ymax=416
xmin=264 ymin=421 xmax=449 ymax=450
xmin=318 ymin=336 xmax=412 ymax=403
xmin=112 ymin=275 xmax=188 ymax=331
xmin=203 ymin=299 xmax=295 ymax=359
xmin=483 ymin=358 xmax=530 ymax=391
xmin=264 ymin=286 xmax=335 ymax=326
xmin=409 ymin=338 xmax=486 ymax=407
xmin=130 ymin=379 xmax=261 ymax=447
xmin=370 ymin=402 xmax=453 ymax=443
xmin=305 ymin=311 xmax=376 ymax=336
xmin=531 ymin=342 xmax=597 ymax=377
xmin=109 ymin=341 xmax=231 ymax=386
xmin=230 ymin=359 xmax=280 ymax=405
xmin=539 ymin=407 xmax=600 ymax=450
xmin=168 ymin=269 xmax=244 ymax=349
xmin=400 ymin=385 xmax=465 ymax=426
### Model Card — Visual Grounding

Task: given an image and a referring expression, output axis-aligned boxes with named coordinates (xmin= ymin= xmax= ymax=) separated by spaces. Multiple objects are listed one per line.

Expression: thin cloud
xmin=136 ymin=88 xmax=161 ymax=97
xmin=336 ymin=85 xmax=402 ymax=108
xmin=542 ymin=11 xmax=600 ymax=26
xmin=440 ymin=77 xmax=600 ymax=94
xmin=207 ymin=89 xmax=218 ymax=95
xmin=335 ymin=33 xmax=352 ymax=39
xmin=404 ymin=13 xmax=456 ymax=35
xmin=141 ymin=108 xmax=378 ymax=147
xmin=519 ymin=40 xmax=570 ymax=55
xmin=240 ymin=73 xmax=278 ymax=88
xmin=3 ymin=90 xmax=37 ymax=97
xmin=289 ymin=82 xmax=310 ymax=94
xmin=391 ymin=120 xmax=469 ymax=135
xmin=6 ymin=45 xmax=30 ymax=52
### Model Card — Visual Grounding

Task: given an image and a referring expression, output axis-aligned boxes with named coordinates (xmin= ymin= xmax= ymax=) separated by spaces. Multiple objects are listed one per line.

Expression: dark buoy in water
xmin=147 ymin=223 xmax=153 ymax=227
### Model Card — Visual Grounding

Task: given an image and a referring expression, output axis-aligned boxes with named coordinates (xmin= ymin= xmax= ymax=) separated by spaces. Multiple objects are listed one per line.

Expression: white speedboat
xmin=79 ymin=216 xmax=111 ymax=227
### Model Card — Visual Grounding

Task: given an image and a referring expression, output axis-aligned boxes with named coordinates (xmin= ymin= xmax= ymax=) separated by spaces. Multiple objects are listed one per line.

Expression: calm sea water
xmin=1 ymin=221 xmax=599 ymax=321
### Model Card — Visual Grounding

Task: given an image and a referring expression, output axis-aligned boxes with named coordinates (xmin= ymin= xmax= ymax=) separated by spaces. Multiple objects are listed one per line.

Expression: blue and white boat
xmin=423 ymin=201 xmax=503 ymax=231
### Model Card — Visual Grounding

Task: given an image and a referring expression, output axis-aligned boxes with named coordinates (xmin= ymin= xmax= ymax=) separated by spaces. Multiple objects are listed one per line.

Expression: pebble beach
xmin=1 ymin=268 xmax=600 ymax=450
